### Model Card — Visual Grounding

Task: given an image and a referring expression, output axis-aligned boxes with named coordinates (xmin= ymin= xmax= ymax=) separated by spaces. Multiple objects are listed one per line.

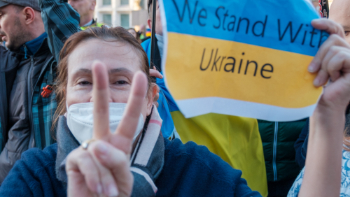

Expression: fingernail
xmin=97 ymin=184 xmax=103 ymax=194
xmin=308 ymin=63 xmax=316 ymax=72
xmin=107 ymin=184 xmax=119 ymax=196
xmin=314 ymin=77 xmax=321 ymax=86
xmin=313 ymin=19 xmax=322 ymax=25
xmin=97 ymin=143 xmax=108 ymax=154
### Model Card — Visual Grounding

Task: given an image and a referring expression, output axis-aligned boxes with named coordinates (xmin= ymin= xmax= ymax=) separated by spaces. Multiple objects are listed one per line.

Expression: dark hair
xmin=147 ymin=0 xmax=153 ymax=13
xmin=54 ymin=26 xmax=152 ymax=126
xmin=147 ymin=0 xmax=158 ymax=18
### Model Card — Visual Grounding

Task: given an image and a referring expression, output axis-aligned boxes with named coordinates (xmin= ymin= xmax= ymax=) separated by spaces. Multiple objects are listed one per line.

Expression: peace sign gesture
xmin=66 ymin=61 xmax=148 ymax=197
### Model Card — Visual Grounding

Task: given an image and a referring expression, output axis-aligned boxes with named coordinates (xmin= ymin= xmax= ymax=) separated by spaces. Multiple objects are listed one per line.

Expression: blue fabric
xmin=141 ymin=40 xmax=177 ymax=138
xmin=19 ymin=33 xmax=48 ymax=58
xmin=25 ymin=33 xmax=48 ymax=55
xmin=0 ymin=144 xmax=65 ymax=196
xmin=163 ymin=0 xmax=326 ymax=57
xmin=39 ymin=0 xmax=81 ymax=62
xmin=141 ymin=39 xmax=178 ymax=111
xmin=294 ymin=118 xmax=309 ymax=169
xmin=31 ymin=60 xmax=58 ymax=149
xmin=0 ymin=139 xmax=261 ymax=197
xmin=157 ymin=139 xmax=262 ymax=197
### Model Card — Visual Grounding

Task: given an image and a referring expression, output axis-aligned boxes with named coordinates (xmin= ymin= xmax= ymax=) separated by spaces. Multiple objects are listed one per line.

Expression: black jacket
xmin=294 ymin=118 xmax=309 ymax=169
xmin=0 ymin=40 xmax=56 ymax=183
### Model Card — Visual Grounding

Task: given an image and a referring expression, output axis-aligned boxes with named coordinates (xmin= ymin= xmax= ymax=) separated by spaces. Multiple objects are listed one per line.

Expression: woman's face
xmin=66 ymin=38 xmax=153 ymax=118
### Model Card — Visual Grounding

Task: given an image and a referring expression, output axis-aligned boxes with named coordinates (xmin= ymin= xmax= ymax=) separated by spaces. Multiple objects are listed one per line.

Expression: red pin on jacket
xmin=41 ymin=85 xmax=53 ymax=98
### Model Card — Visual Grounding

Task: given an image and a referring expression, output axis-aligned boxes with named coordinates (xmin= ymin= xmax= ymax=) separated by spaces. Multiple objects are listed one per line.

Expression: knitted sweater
xmin=0 ymin=139 xmax=261 ymax=197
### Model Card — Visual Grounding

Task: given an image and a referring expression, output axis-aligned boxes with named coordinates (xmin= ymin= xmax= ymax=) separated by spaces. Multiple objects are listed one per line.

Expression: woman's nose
xmin=90 ymin=95 xmax=113 ymax=103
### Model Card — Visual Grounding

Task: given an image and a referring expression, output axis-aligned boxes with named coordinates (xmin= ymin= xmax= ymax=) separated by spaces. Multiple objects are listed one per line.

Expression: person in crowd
xmin=128 ymin=28 xmax=141 ymax=43
xmin=142 ymin=0 xmax=268 ymax=195
xmin=311 ymin=0 xmax=320 ymax=11
xmin=0 ymin=0 xmax=76 ymax=183
xmin=294 ymin=0 xmax=350 ymax=169
xmin=289 ymin=1 xmax=350 ymax=195
xmin=258 ymin=119 xmax=307 ymax=197
xmin=44 ymin=0 xmax=171 ymax=140
xmin=139 ymin=24 xmax=147 ymax=41
xmin=1 ymin=17 xmax=350 ymax=196
xmin=68 ymin=0 xmax=103 ymax=29
xmin=138 ymin=0 xmax=180 ymax=142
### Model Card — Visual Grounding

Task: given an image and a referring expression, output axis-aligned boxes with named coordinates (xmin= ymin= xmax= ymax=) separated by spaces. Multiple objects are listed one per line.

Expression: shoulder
xmin=141 ymin=39 xmax=151 ymax=50
xmin=0 ymin=144 xmax=63 ymax=197
xmin=8 ymin=144 xmax=58 ymax=179
xmin=156 ymin=139 xmax=261 ymax=196
xmin=21 ymin=143 xmax=58 ymax=164
xmin=0 ymin=45 xmax=18 ymax=70
xmin=164 ymin=139 xmax=240 ymax=181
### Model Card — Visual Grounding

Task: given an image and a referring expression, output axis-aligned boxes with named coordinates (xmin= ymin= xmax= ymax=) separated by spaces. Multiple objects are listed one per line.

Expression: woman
xmin=288 ymin=115 xmax=350 ymax=196
xmin=0 ymin=20 xmax=349 ymax=196
xmin=0 ymin=27 xmax=258 ymax=197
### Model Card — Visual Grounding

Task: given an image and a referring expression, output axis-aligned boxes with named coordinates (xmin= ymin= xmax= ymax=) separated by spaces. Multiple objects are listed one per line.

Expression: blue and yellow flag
xmin=161 ymin=0 xmax=326 ymax=121
xmin=157 ymin=0 xmax=326 ymax=196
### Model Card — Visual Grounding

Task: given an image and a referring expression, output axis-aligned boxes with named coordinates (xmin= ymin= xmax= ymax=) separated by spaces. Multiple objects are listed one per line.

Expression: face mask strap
xmin=130 ymin=105 xmax=154 ymax=165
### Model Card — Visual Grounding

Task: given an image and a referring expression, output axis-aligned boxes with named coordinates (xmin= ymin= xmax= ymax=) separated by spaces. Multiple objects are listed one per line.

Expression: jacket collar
xmin=55 ymin=116 xmax=79 ymax=183
xmin=11 ymin=33 xmax=49 ymax=58
xmin=82 ymin=19 xmax=94 ymax=27
xmin=20 ymin=32 xmax=48 ymax=57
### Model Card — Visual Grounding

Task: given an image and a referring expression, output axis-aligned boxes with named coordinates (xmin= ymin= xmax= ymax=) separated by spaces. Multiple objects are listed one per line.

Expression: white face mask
xmin=155 ymin=34 xmax=164 ymax=59
xmin=67 ymin=102 xmax=144 ymax=144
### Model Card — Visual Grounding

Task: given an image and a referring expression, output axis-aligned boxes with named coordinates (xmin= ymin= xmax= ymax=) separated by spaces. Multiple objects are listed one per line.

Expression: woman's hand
xmin=150 ymin=66 xmax=162 ymax=108
xmin=66 ymin=61 xmax=148 ymax=197
xmin=299 ymin=19 xmax=350 ymax=197
xmin=309 ymin=19 xmax=350 ymax=110
xmin=150 ymin=66 xmax=163 ymax=79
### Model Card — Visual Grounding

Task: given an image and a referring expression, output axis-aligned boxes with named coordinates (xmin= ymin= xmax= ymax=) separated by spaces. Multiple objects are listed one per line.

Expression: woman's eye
xmin=78 ymin=81 xmax=92 ymax=86
xmin=345 ymin=31 xmax=350 ymax=36
xmin=114 ymin=80 xmax=128 ymax=85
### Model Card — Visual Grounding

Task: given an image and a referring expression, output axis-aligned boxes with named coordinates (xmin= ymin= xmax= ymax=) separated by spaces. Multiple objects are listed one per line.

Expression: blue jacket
xmin=0 ymin=139 xmax=261 ymax=197
xmin=141 ymin=39 xmax=178 ymax=139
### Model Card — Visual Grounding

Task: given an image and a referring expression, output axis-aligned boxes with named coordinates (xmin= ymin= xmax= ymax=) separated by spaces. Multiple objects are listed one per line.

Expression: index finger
xmin=150 ymin=69 xmax=163 ymax=79
xmin=312 ymin=19 xmax=345 ymax=38
xmin=309 ymin=19 xmax=347 ymax=73
xmin=92 ymin=61 xmax=111 ymax=140
xmin=114 ymin=71 xmax=147 ymax=153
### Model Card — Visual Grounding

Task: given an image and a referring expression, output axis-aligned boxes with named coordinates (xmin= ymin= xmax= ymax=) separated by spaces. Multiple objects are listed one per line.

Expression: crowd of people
xmin=0 ymin=0 xmax=350 ymax=196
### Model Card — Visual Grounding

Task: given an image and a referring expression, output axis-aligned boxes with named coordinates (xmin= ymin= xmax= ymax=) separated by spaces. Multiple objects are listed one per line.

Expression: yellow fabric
xmin=165 ymin=33 xmax=321 ymax=108
xmin=80 ymin=22 xmax=104 ymax=30
xmin=171 ymin=111 xmax=268 ymax=197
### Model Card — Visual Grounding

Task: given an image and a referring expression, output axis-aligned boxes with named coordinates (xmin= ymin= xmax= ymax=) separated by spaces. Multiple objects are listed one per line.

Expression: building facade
xmin=95 ymin=0 xmax=148 ymax=29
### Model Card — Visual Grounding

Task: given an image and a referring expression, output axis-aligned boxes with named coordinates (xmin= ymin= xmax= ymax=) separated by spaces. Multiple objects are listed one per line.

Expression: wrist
xmin=309 ymin=109 xmax=345 ymax=147
xmin=314 ymin=98 xmax=346 ymax=118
